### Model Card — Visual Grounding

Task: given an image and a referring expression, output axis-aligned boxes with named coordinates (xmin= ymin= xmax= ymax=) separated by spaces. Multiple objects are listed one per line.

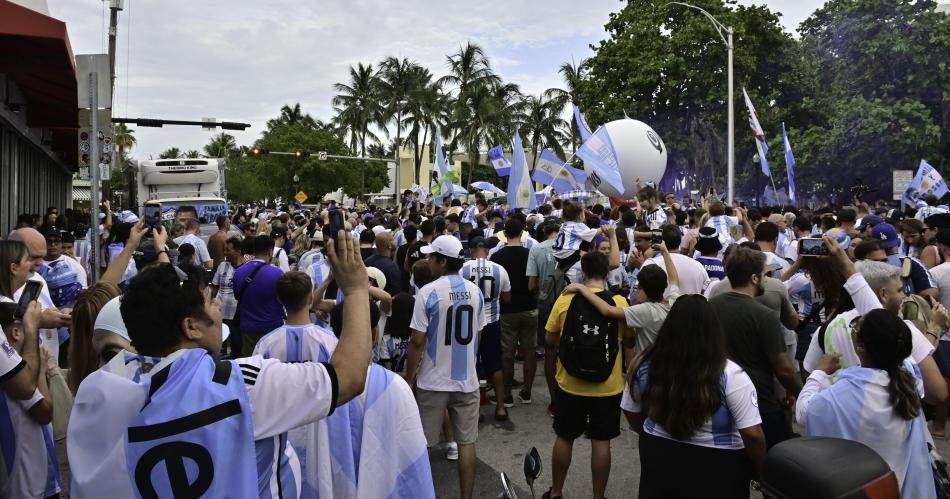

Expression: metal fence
xmin=0 ymin=122 xmax=72 ymax=236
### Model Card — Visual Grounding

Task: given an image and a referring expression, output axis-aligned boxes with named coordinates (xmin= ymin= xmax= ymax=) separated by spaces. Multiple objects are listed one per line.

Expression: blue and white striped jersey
xmin=461 ymin=258 xmax=511 ymax=324
xmin=410 ymin=274 xmax=486 ymax=392
xmin=553 ymin=221 xmax=599 ymax=259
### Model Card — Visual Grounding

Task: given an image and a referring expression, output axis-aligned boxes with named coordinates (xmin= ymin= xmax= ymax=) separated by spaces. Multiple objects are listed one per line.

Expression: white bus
xmin=135 ymin=158 xmax=228 ymax=224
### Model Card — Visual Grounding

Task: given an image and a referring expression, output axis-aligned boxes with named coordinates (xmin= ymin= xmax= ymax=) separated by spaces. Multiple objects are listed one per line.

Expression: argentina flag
xmin=532 ymin=148 xmax=587 ymax=194
xmin=782 ymin=123 xmax=796 ymax=203
xmin=487 ymin=145 xmax=511 ymax=176
xmin=576 ymin=126 xmax=624 ymax=195
xmin=507 ymin=129 xmax=537 ymax=210
xmin=573 ymin=102 xmax=593 ymax=142
xmin=743 ymin=88 xmax=771 ymax=177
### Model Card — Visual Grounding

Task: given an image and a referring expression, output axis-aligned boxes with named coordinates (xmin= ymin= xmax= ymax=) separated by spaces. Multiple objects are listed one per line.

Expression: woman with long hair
xmin=67 ymin=282 xmax=121 ymax=393
xmin=627 ymin=295 xmax=766 ymax=499
xmin=0 ymin=240 xmax=31 ymax=302
xmin=797 ymin=309 xmax=935 ymax=498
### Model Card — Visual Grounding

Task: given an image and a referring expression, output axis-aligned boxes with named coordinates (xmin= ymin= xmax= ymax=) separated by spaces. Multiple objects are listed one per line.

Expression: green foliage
xmin=226 ymin=107 xmax=387 ymax=203
xmin=158 ymin=147 xmax=181 ymax=159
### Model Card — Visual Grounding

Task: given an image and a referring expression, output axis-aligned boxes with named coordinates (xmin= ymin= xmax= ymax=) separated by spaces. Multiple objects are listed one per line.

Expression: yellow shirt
xmin=545 ymin=288 xmax=629 ymax=397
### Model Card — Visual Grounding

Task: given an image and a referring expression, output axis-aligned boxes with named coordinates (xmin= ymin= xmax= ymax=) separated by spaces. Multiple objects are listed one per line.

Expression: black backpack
xmin=558 ymin=290 xmax=620 ymax=382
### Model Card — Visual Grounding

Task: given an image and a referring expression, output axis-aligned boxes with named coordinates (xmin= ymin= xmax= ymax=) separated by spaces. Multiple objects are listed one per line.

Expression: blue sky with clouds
xmin=49 ymin=0 xmax=825 ymax=158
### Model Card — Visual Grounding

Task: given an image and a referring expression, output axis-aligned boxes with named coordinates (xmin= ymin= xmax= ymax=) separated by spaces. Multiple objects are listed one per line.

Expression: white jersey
xmin=272 ymin=247 xmax=291 ymax=272
xmin=410 ymin=274 xmax=486 ymax=392
xmin=0 ymin=327 xmax=59 ymax=499
xmin=461 ymin=258 xmax=511 ymax=324
xmin=553 ymin=221 xmax=598 ymax=259
xmin=643 ymin=208 xmax=668 ymax=230
xmin=68 ymin=349 xmax=337 ymax=498
xmin=254 ymin=323 xmax=339 ymax=364
xmin=173 ymin=233 xmax=211 ymax=264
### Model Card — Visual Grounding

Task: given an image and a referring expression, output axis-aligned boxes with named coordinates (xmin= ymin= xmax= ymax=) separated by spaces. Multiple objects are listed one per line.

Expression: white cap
xmin=371 ymin=225 xmax=388 ymax=235
xmin=93 ymin=296 xmax=129 ymax=341
xmin=421 ymin=235 xmax=464 ymax=259
xmin=365 ymin=266 xmax=387 ymax=291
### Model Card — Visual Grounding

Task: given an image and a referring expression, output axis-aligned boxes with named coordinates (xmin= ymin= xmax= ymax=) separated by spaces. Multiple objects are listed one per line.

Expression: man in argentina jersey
xmin=67 ymin=232 xmax=374 ymax=499
xmin=636 ymin=187 xmax=668 ymax=230
xmin=462 ymin=237 xmax=512 ymax=421
xmin=406 ymin=235 xmax=486 ymax=499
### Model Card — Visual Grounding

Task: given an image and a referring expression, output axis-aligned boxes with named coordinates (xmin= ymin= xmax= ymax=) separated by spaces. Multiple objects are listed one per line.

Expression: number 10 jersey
xmin=410 ymin=274 xmax=487 ymax=393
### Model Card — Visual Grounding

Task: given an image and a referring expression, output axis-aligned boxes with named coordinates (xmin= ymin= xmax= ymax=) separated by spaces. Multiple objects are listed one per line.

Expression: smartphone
xmin=143 ymin=204 xmax=162 ymax=229
xmin=800 ymin=238 xmax=829 ymax=257
xmin=14 ymin=281 xmax=42 ymax=321
xmin=323 ymin=209 xmax=345 ymax=254
xmin=651 ymin=229 xmax=664 ymax=245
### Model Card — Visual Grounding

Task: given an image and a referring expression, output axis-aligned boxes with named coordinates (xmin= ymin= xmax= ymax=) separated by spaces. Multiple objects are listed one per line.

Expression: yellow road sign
xmin=295 ymin=191 xmax=308 ymax=203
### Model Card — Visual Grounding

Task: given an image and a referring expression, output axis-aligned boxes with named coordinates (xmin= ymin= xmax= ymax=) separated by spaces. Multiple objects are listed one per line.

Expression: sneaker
xmin=445 ymin=442 xmax=459 ymax=461
xmin=488 ymin=393 xmax=515 ymax=408
xmin=518 ymin=390 xmax=532 ymax=405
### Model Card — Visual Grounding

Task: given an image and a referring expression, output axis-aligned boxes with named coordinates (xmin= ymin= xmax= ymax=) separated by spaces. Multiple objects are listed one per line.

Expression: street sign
xmin=318 ymin=151 xmax=328 ymax=161
xmin=295 ymin=191 xmax=308 ymax=203
xmin=202 ymin=117 xmax=216 ymax=132
xmin=893 ymin=170 xmax=914 ymax=201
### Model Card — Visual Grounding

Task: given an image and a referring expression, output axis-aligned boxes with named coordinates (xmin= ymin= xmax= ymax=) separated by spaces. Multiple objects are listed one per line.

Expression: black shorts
xmin=552 ymin=385 xmax=622 ymax=441
xmin=477 ymin=321 xmax=503 ymax=378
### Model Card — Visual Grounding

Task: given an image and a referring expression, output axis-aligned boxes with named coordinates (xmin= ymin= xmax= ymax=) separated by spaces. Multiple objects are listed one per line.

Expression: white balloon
xmin=583 ymin=118 xmax=668 ymax=199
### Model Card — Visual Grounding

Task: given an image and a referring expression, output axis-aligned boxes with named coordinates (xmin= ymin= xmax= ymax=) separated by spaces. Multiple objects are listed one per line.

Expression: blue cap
xmin=856 ymin=214 xmax=883 ymax=231
xmin=871 ymin=223 xmax=900 ymax=248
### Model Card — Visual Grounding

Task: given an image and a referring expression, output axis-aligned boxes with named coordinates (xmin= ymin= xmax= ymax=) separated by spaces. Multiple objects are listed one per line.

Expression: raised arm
xmin=325 ymin=231 xmax=372 ymax=406
xmin=101 ymin=221 xmax=147 ymax=285
xmin=655 ymin=241 xmax=679 ymax=288
xmin=562 ymin=283 xmax=626 ymax=319
xmin=603 ymin=226 xmax=620 ymax=270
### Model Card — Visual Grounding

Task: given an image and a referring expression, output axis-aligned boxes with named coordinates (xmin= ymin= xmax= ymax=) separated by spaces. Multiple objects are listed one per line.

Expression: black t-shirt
xmin=490 ymin=246 xmax=536 ymax=313
xmin=405 ymin=240 xmax=428 ymax=275
xmin=364 ymin=253 xmax=402 ymax=296
xmin=396 ymin=243 xmax=412 ymax=292
xmin=709 ymin=291 xmax=786 ymax=414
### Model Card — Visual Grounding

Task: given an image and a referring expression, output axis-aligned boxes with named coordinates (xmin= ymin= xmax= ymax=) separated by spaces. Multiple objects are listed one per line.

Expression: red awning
xmin=0 ymin=0 xmax=78 ymax=167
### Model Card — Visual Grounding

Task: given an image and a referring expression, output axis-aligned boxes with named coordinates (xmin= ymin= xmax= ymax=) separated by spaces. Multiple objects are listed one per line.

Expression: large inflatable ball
xmin=581 ymin=119 xmax=668 ymax=198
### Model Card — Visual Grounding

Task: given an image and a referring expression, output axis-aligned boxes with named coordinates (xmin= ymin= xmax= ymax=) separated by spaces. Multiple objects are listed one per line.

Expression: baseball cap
xmin=825 ymin=228 xmax=852 ymax=250
xmin=365 ymin=266 xmax=387 ymax=292
xmin=870 ymin=223 xmax=900 ymax=248
xmin=93 ymin=296 xmax=129 ymax=341
xmin=468 ymin=236 xmax=488 ymax=249
xmin=420 ymin=235 xmax=464 ymax=259
xmin=855 ymin=214 xmax=883 ymax=231
xmin=694 ymin=227 xmax=723 ymax=254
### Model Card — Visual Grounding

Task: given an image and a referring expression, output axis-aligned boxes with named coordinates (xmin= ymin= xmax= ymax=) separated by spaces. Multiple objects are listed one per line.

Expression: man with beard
xmin=709 ymin=247 xmax=802 ymax=449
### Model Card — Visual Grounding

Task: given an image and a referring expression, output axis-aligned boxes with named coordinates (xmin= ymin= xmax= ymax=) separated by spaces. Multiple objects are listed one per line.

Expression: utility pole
xmin=105 ymin=0 xmax=123 ymax=205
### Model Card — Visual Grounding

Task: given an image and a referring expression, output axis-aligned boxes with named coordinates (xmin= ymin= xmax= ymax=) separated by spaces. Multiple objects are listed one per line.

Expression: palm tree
xmin=520 ymin=89 xmax=570 ymax=162
xmin=403 ymin=67 xmax=450 ymax=184
xmin=204 ymin=132 xmax=239 ymax=159
xmin=158 ymin=147 xmax=181 ymax=159
xmin=440 ymin=42 xmax=500 ymax=99
xmin=113 ymin=123 xmax=136 ymax=164
xmin=378 ymin=57 xmax=418 ymax=158
xmin=184 ymin=150 xmax=201 ymax=158
xmin=267 ymin=103 xmax=319 ymax=129
xmin=332 ymin=63 xmax=386 ymax=158
xmin=558 ymin=58 xmax=589 ymax=152
xmin=449 ymin=80 xmax=523 ymax=187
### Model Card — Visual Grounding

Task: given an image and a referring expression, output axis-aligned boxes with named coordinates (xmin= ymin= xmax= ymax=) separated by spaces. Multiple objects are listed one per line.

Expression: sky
xmin=49 ymin=0 xmax=826 ymax=159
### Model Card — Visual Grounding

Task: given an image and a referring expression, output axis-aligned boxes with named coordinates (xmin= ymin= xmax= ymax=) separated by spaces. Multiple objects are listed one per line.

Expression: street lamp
xmin=664 ymin=2 xmax=735 ymax=205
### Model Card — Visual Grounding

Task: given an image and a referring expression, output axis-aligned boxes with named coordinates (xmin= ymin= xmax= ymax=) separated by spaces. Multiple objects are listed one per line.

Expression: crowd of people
xmin=2 ymin=186 xmax=950 ymax=498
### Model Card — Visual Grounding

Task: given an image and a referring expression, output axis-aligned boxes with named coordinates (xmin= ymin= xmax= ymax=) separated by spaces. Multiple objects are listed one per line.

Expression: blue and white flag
xmin=507 ymin=129 xmax=537 ymax=210
xmin=487 ymin=145 xmax=511 ymax=177
xmin=576 ymin=126 xmax=624 ymax=195
xmin=561 ymin=189 xmax=595 ymax=201
xmin=532 ymin=149 xmax=587 ymax=194
xmin=903 ymin=159 xmax=949 ymax=207
xmin=471 ymin=181 xmax=505 ymax=196
xmin=782 ymin=122 xmax=796 ymax=203
xmin=743 ymin=88 xmax=771 ymax=177
xmin=451 ymin=184 xmax=469 ymax=196
xmin=573 ymin=102 xmax=593 ymax=142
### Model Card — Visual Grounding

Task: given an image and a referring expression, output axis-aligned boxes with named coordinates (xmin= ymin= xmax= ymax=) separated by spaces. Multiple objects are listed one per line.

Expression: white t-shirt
xmin=764 ymin=251 xmax=790 ymax=280
xmin=272 ymin=247 xmax=291 ymax=272
xmin=930 ymin=262 xmax=950 ymax=311
xmin=173 ymin=233 xmax=212 ymax=264
xmin=461 ymin=259 xmax=511 ymax=324
xmin=642 ymin=253 xmax=710 ymax=296
xmin=0 ymin=325 xmax=25 ymax=381
xmin=410 ymin=274 xmax=486 ymax=392
xmin=624 ymin=360 xmax=761 ymax=450
xmin=68 ymin=349 xmax=337 ymax=497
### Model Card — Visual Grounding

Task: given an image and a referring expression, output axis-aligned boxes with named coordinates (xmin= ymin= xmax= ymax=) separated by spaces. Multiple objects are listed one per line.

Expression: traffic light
xmin=294 ymin=150 xmax=310 ymax=158
xmin=249 ymin=147 xmax=269 ymax=157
